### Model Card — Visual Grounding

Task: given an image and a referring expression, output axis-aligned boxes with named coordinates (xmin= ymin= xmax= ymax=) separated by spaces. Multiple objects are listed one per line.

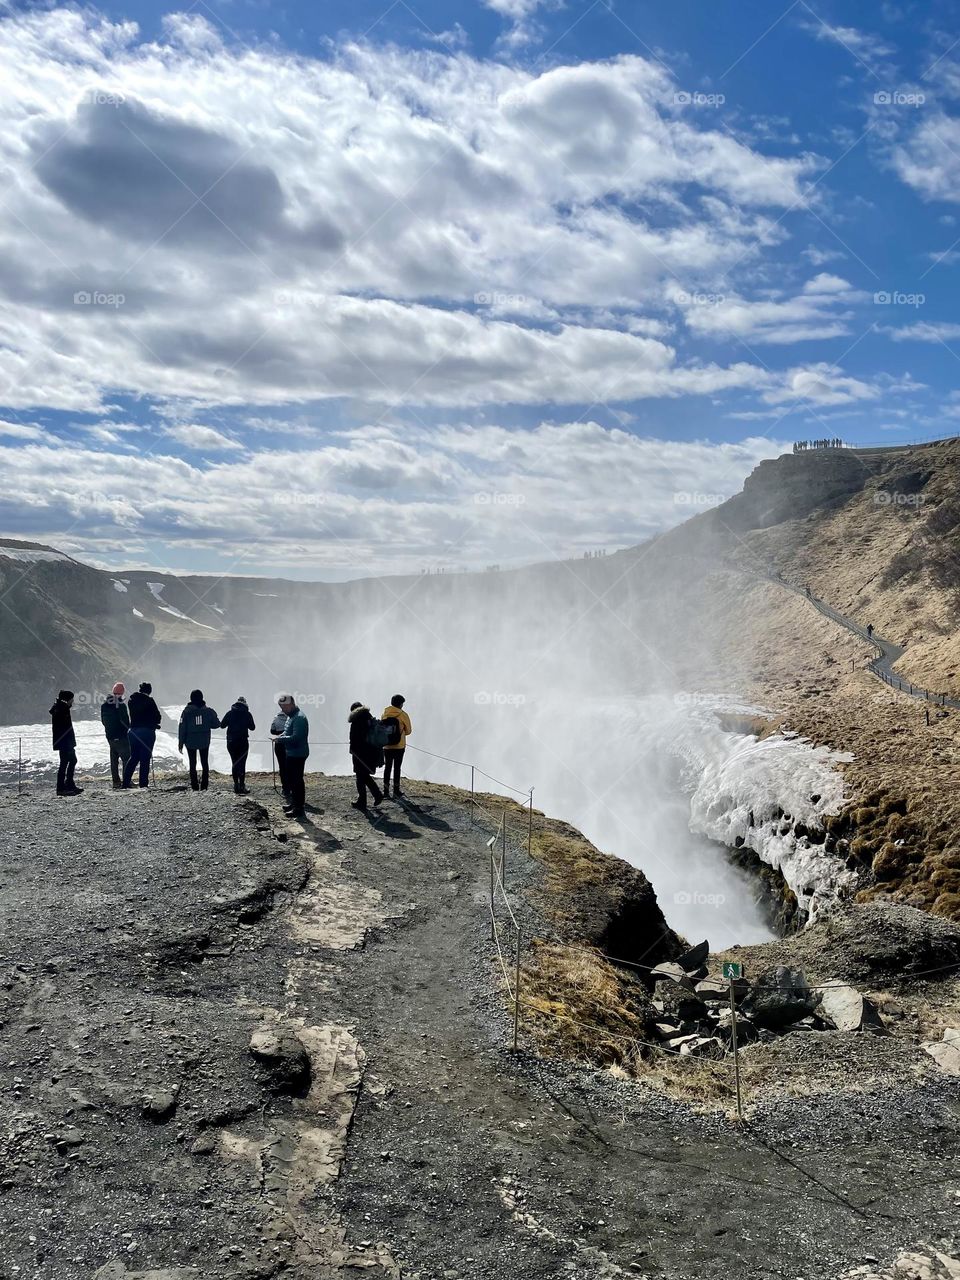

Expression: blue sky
xmin=0 ymin=0 xmax=958 ymax=576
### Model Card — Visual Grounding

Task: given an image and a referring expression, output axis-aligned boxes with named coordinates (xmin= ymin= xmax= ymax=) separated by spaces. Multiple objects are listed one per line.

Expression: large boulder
xmin=743 ymin=966 xmax=818 ymax=1029
xmin=249 ymin=1026 xmax=312 ymax=1094
xmin=816 ymin=981 xmax=885 ymax=1033
xmin=922 ymin=1027 xmax=960 ymax=1075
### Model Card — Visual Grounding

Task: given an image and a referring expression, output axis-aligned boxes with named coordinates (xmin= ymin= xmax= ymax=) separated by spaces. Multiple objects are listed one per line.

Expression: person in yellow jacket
xmin=382 ymin=694 xmax=412 ymax=799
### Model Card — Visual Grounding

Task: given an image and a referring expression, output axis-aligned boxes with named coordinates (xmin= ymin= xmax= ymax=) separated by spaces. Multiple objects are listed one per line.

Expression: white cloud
xmin=673 ymin=276 xmax=859 ymax=346
xmin=0 ymin=418 xmax=44 ymax=440
xmin=0 ymin=422 xmax=786 ymax=570
xmin=0 ymin=9 xmax=824 ymax=416
xmin=802 ymin=20 xmax=895 ymax=65
xmin=162 ymin=424 xmax=244 ymax=451
xmin=762 ymin=363 xmax=879 ymax=406
xmin=883 ymin=321 xmax=960 ymax=342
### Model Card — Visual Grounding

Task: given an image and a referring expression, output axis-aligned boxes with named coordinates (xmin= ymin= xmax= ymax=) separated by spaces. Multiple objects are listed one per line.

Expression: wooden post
xmin=729 ymin=978 xmax=743 ymax=1122
xmin=470 ymin=765 xmax=475 ymax=823
xmin=926 ymin=707 xmax=930 ymax=726
xmin=527 ymin=788 xmax=534 ymax=860
xmin=18 ymin=736 xmax=22 ymax=796
xmin=513 ymin=927 xmax=522 ymax=1053
xmin=489 ymin=844 xmax=495 ymax=942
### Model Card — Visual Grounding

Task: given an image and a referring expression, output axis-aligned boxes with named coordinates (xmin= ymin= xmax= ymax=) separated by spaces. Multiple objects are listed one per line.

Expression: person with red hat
xmin=100 ymin=682 xmax=130 ymax=790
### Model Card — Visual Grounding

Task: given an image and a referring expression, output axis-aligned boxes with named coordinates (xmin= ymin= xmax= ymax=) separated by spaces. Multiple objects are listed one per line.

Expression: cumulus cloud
xmin=674 ymin=275 xmax=860 ymax=346
xmin=162 ymin=423 xmax=244 ymax=451
xmin=0 ymin=422 xmax=785 ymax=571
xmin=0 ymin=8 xmax=829 ymax=417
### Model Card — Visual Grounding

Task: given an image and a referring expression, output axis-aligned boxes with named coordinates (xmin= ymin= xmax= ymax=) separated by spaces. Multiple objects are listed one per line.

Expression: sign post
xmin=723 ymin=961 xmax=744 ymax=1123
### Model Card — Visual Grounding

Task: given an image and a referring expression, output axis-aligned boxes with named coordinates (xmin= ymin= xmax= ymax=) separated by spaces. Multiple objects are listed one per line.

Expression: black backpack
xmin=367 ymin=717 xmax=401 ymax=749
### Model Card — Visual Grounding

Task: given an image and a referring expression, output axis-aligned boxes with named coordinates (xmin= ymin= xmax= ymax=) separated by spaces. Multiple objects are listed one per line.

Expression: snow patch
xmin=0 ymin=548 xmax=69 ymax=563
xmin=112 ymin=580 xmax=127 ymax=593
xmin=132 ymin=607 xmax=144 ymax=618
xmin=146 ymin=582 xmax=217 ymax=630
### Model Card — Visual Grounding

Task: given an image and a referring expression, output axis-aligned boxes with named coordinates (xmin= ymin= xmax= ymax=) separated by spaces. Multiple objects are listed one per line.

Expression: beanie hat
xmin=237 ymin=696 xmax=247 ymax=705
xmin=112 ymin=682 xmax=125 ymax=697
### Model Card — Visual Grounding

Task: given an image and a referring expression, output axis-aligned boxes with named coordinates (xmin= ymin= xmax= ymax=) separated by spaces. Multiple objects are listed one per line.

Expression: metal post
xmin=18 ymin=737 xmax=22 ymax=796
xmin=501 ymin=806 xmax=507 ymax=885
xmin=926 ymin=707 xmax=930 ymax=726
xmin=527 ymin=788 xmax=534 ymax=860
xmin=729 ymin=979 xmax=743 ymax=1122
xmin=470 ymin=765 xmax=475 ymax=823
xmin=513 ymin=927 xmax=522 ymax=1053
xmin=271 ymin=740 xmax=277 ymax=793
xmin=489 ymin=845 xmax=495 ymax=942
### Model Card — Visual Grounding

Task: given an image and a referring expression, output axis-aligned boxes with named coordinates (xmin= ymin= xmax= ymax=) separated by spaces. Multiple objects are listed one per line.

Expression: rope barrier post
xmin=271 ymin=740 xmax=277 ymax=794
xmin=489 ymin=842 xmax=495 ymax=942
xmin=501 ymin=806 xmax=507 ymax=885
xmin=527 ymin=788 xmax=534 ymax=861
xmin=512 ymin=927 xmax=522 ymax=1053
xmin=18 ymin=736 xmax=22 ymax=796
xmin=724 ymin=962 xmax=744 ymax=1123
xmin=470 ymin=765 xmax=475 ymax=824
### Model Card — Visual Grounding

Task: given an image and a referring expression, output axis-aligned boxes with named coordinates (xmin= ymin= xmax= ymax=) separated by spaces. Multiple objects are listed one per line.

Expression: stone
xmin=53 ymin=1127 xmax=84 ymax=1148
xmin=816 ymin=981 xmax=885 ymax=1034
xmin=922 ymin=1028 xmax=960 ymax=1075
xmin=142 ymin=1087 xmax=180 ymax=1122
xmin=695 ymin=978 xmax=728 ymax=1001
xmin=675 ymin=940 xmax=709 ymax=972
xmin=679 ymin=1036 xmax=725 ymax=1060
xmin=654 ymin=1022 xmax=680 ymax=1040
xmin=650 ymin=962 xmax=695 ymax=991
xmin=190 ymin=1132 xmax=217 ymax=1156
xmin=657 ymin=983 xmax=708 ymax=1026
xmin=743 ymin=966 xmax=817 ymax=1029
xmin=249 ymin=1026 xmax=312 ymax=1093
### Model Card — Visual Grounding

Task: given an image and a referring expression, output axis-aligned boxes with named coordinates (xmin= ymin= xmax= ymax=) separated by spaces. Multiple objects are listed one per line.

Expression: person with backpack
xmin=100 ymin=682 xmax=130 ymax=790
xmin=381 ymin=694 xmax=411 ymax=799
xmin=270 ymin=699 xmax=290 ymax=803
xmin=220 ymin=696 xmax=256 ymax=794
xmin=51 ymin=690 xmax=82 ymax=796
xmin=178 ymin=690 xmax=221 ymax=792
xmin=348 ymin=702 xmax=384 ymax=811
xmin=274 ymin=694 xmax=308 ymax=818
xmin=124 ymin=681 xmax=162 ymax=788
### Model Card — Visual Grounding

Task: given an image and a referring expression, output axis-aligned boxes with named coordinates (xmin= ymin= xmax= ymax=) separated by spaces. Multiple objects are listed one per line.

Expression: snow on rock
xmin=651 ymin=696 xmax=855 ymax=924
xmin=112 ymin=580 xmax=127 ymax=592
xmin=132 ymin=608 xmax=144 ymax=618
xmin=146 ymin=581 xmax=218 ymax=630
xmin=0 ymin=548 xmax=70 ymax=563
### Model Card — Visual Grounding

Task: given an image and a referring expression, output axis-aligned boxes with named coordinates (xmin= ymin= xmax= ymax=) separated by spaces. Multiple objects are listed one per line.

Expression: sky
xmin=0 ymin=0 xmax=958 ymax=577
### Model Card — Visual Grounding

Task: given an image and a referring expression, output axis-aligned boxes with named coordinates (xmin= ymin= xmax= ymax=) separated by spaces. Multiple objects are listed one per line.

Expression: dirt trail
xmin=0 ymin=775 xmax=957 ymax=1280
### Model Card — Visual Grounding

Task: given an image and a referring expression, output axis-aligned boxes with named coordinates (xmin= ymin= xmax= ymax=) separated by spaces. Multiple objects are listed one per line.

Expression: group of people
xmin=49 ymin=685 xmax=413 ymax=820
xmin=792 ymin=438 xmax=844 ymax=452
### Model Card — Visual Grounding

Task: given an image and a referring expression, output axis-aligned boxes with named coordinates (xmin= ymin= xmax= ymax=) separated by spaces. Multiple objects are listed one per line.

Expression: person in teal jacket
xmin=275 ymin=694 xmax=309 ymax=818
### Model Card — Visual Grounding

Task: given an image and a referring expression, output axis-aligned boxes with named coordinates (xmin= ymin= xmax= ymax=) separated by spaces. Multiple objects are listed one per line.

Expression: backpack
xmin=383 ymin=716 xmax=402 ymax=747
xmin=367 ymin=718 xmax=393 ymax=749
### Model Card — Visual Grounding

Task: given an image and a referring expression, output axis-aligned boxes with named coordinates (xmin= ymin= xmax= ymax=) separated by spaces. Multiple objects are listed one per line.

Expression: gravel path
xmin=0 ymin=774 xmax=957 ymax=1279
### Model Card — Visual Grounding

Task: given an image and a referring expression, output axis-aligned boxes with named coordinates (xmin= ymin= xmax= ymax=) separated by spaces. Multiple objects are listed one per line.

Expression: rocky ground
xmin=1 ymin=771 xmax=958 ymax=1280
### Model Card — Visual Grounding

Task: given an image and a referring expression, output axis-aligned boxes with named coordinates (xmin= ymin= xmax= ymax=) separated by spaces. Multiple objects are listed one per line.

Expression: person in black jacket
xmin=348 ymin=702 xmax=383 ymax=811
xmin=51 ymin=690 xmax=82 ymax=796
xmin=220 ymin=696 xmax=256 ymax=794
xmin=178 ymin=689 xmax=221 ymax=791
xmin=124 ymin=682 xmax=162 ymax=789
xmin=100 ymin=682 xmax=130 ymax=790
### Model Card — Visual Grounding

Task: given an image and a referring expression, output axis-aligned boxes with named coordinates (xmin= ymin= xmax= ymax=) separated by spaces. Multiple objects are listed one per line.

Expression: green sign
xmin=722 ymin=961 xmax=744 ymax=980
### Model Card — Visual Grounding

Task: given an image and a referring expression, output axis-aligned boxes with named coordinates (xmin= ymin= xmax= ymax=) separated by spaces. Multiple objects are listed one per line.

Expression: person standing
xmin=348 ymin=702 xmax=384 ymax=811
xmin=51 ymin=689 xmax=82 ymax=796
xmin=221 ymin=696 xmax=256 ymax=794
xmin=124 ymin=681 xmax=162 ymax=788
xmin=274 ymin=694 xmax=309 ymax=818
xmin=270 ymin=699 xmax=290 ymax=803
xmin=381 ymin=694 xmax=411 ymax=799
xmin=178 ymin=690 xmax=221 ymax=792
xmin=100 ymin=683 xmax=130 ymax=790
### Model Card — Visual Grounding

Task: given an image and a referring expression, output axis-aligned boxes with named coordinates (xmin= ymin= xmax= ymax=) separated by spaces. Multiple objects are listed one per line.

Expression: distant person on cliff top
xmin=270 ymin=699 xmax=291 ymax=803
xmin=274 ymin=694 xmax=308 ymax=818
xmin=348 ymin=702 xmax=384 ymax=811
xmin=381 ymin=694 xmax=411 ymax=799
xmin=867 ymin=623 xmax=874 ymax=639
xmin=178 ymin=690 xmax=221 ymax=792
xmin=100 ymin=682 xmax=130 ymax=790
xmin=221 ymin=696 xmax=256 ymax=795
xmin=51 ymin=689 xmax=82 ymax=797
xmin=124 ymin=682 xmax=162 ymax=789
